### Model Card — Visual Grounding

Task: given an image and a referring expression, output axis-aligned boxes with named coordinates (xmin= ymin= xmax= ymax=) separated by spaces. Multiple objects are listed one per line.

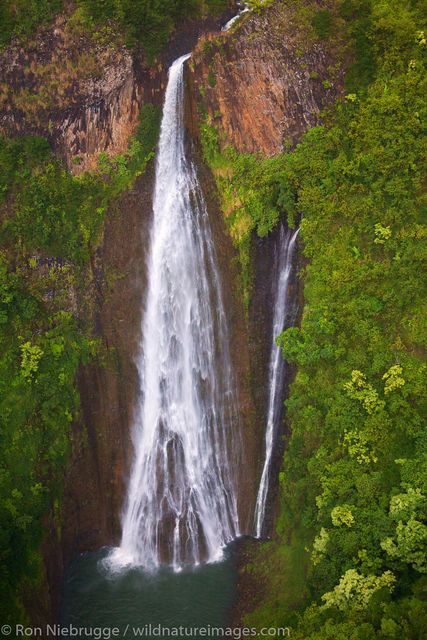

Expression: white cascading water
xmin=111 ymin=54 xmax=241 ymax=571
xmin=254 ymin=225 xmax=299 ymax=539
xmin=222 ymin=2 xmax=250 ymax=31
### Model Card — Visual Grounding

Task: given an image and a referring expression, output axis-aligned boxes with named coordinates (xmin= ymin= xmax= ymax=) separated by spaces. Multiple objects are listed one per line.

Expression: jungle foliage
xmin=0 ymin=0 xmax=229 ymax=58
xmin=0 ymin=103 xmax=161 ymax=622
xmin=227 ymin=0 xmax=426 ymax=637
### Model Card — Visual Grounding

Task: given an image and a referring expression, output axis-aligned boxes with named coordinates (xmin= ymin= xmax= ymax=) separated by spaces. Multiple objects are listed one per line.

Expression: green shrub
xmin=312 ymin=9 xmax=333 ymax=40
xmin=134 ymin=103 xmax=162 ymax=158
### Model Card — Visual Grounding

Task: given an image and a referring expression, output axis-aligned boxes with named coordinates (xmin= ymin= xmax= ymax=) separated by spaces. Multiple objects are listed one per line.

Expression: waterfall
xmin=254 ymin=225 xmax=299 ymax=539
xmin=222 ymin=2 xmax=249 ymax=31
xmin=111 ymin=54 xmax=241 ymax=571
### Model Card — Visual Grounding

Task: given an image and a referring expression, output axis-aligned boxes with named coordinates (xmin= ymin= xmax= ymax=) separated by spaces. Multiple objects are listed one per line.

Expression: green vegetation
xmin=134 ymin=103 xmax=163 ymax=157
xmin=74 ymin=0 xmax=229 ymax=57
xmin=220 ymin=0 xmax=426 ymax=637
xmin=208 ymin=65 xmax=217 ymax=87
xmin=0 ymin=0 xmax=229 ymax=59
xmin=0 ymin=135 xmax=101 ymax=622
xmin=201 ymin=122 xmax=283 ymax=308
xmin=0 ymin=101 xmax=161 ymax=621
xmin=312 ymin=9 xmax=333 ymax=40
xmin=0 ymin=0 xmax=62 ymax=48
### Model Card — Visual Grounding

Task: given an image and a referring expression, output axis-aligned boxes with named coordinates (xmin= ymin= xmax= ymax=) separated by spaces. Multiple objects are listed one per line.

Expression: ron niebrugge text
xmin=7 ymin=624 xmax=291 ymax=638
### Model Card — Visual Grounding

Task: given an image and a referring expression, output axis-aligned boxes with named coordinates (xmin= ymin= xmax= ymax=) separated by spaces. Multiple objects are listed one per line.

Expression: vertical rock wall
xmin=190 ymin=2 xmax=346 ymax=155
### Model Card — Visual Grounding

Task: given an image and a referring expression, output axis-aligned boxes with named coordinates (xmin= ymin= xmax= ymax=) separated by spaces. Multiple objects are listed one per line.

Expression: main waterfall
xmin=112 ymin=54 xmax=240 ymax=570
xmin=254 ymin=225 xmax=299 ymax=538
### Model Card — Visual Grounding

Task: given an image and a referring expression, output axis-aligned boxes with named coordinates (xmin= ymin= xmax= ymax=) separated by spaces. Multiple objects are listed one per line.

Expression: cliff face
xmin=0 ymin=6 xmax=237 ymax=173
xmin=37 ymin=164 xmax=155 ymax=621
xmin=188 ymin=142 xmax=260 ymax=534
xmin=0 ymin=12 xmax=139 ymax=173
xmin=191 ymin=2 xmax=346 ymax=154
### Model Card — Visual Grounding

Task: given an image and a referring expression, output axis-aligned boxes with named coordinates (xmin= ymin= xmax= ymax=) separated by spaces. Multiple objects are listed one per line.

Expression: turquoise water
xmin=60 ymin=545 xmax=239 ymax=639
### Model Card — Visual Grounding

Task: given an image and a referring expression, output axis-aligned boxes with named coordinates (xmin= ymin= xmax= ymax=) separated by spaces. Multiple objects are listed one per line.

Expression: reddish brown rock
xmin=191 ymin=2 xmax=347 ymax=154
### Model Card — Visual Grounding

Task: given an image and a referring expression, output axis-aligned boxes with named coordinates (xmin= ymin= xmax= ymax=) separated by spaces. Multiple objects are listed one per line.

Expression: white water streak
xmin=254 ymin=226 xmax=299 ymax=539
xmin=222 ymin=3 xmax=250 ymax=31
xmin=111 ymin=54 xmax=240 ymax=571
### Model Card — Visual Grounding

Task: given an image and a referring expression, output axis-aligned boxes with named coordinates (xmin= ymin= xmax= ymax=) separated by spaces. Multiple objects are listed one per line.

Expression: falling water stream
xmin=110 ymin=53 xmax=241 ymax=571
xmin=254 ymin=226 xmax=299 ymax=539
xmin=222 ymin=2 xmax=250 ymax=31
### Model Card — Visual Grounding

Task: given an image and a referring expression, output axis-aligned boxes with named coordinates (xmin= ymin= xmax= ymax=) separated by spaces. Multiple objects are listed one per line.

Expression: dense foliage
xmin=0 ymin=0 xmax=62 ymax=48
xmin=0 ymin=103 xmax=160 ymax=622
xmin=0 ymin=136 xmax=100 ymax=622
xmin=201 ymin=124 xmax=283 ymax=307
xmin=0 ymin=0 xmax=229 ymax=58
xmin=234 ymin=1 xmax=426 ymax=637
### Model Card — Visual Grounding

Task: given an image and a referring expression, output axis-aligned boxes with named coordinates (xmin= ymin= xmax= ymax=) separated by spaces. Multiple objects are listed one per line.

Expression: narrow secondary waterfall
xmin=112 ymin=54 xmax=240 ymax=571
xmin=254 ymin=225 xmax=299 ymax=539
xmin=222 ymin=2 xmax=249 ymax=31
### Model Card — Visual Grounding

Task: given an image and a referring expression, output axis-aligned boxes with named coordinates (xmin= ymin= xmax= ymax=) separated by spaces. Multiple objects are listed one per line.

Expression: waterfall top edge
xmin=170 ymin=52 xmax=192 ymax=70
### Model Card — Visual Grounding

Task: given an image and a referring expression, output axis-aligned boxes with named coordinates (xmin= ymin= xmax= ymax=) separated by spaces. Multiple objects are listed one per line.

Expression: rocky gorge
xmin=1 ymin=0 xmax=387 ymax=630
